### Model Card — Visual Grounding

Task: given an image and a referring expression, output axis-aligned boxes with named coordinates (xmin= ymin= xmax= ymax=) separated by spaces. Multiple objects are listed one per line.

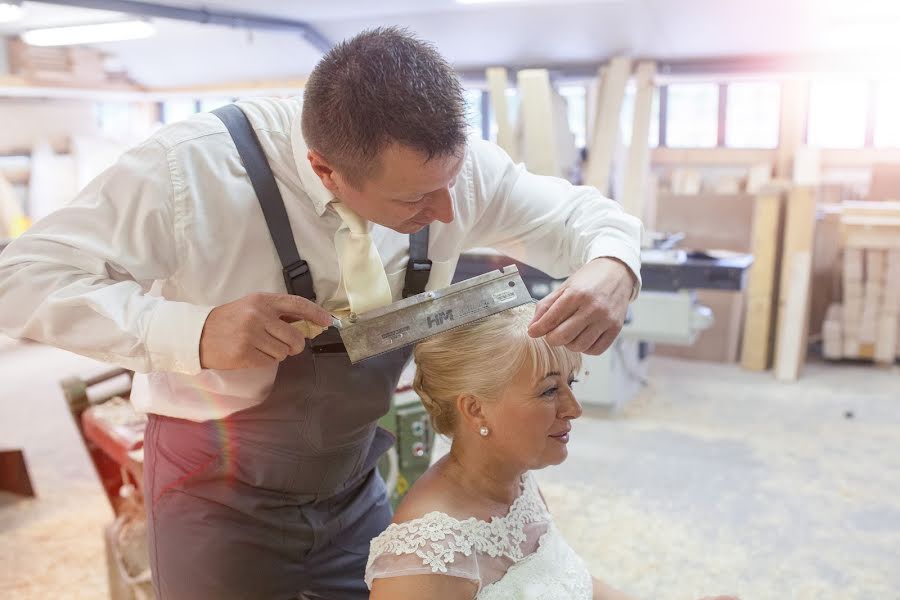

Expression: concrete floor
xmin=539 ymin=357 xmax=900 ymax=600
xmin=0 ymin=336 xmax=113 ymax=599
xmin=1 ymin=337 xmax=898 ymax=599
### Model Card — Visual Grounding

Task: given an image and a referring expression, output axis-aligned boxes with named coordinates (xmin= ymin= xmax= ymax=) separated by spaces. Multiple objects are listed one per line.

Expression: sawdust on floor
xmin=0 ymin=484 xmax=111 ymax=599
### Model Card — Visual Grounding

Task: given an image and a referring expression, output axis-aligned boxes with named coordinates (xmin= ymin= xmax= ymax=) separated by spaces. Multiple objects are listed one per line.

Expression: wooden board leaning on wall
xmin=654 ymin=193 xmax=757 ymax=363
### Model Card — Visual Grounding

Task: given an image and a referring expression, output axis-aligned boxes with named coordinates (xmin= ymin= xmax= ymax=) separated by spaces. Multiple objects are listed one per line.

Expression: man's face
xmin=308 ymin=143 xmax=464 ymax=234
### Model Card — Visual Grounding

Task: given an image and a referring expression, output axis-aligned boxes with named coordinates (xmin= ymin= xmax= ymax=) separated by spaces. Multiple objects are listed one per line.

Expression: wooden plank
xmin=841 ymin=200 xmax=900 ymax=218
xmin=809 ymin=206 xmax=843 ymax=339
xmin=884 ymin=249 xmax=900 ymax=314
xmin=516 ymin=69 xmax=558 ymax=177
xmin=842 ymin=227 xmax=900 ymax=249
xmin=486 ymin=67 xmax=516 ymax=159
xmin=776 ymin=80 xmax=810 ymax=179
xmin=621 ymin=61 xmax=656 ymax=219
xmin=875 ymin=314 xmax=898 ymax=364
xmin=774 ymin=187 xmax=817 ymax=381
xmin=839 ymin=200 xmax=900 ymax=250
xmin=655 ymin=193 xmax=757 ymax=252
xmin=652 ymin=147 xmax=776 ymax=167
xmin=746 ymin=163 xmax=773 ymax=194
xmin=584 ymin=56 xmax=631 ymax=195
xmin=670 ymin=168 xmax=702 ymax=195
xmin=869 ymin=163 xmax=900 ymax=201
xmin=859 ymin=342 xmax=876 ymax=360
xmin=740 ymin=193 xmax=785 ymax=371
xmin=775 ymin=251 xmax=814 ymax=380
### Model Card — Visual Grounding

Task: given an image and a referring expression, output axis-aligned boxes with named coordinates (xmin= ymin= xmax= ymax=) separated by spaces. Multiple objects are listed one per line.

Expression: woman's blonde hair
xmin=412 ymin=302 xmax=582 ymax=436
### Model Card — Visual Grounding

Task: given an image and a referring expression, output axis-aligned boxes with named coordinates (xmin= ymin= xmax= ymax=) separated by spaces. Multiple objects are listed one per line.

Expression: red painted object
xmin=80 ymin=399 xmax=146 ymax=515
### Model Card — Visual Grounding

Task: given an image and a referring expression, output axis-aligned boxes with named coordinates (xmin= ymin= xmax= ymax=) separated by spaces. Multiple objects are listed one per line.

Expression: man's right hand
xmin=199 ymin=293 xmax=333 ymax=370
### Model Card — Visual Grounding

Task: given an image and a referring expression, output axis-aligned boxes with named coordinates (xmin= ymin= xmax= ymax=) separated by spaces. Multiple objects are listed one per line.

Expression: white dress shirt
xmin=0 ymin=97 xmax=642 ymax=421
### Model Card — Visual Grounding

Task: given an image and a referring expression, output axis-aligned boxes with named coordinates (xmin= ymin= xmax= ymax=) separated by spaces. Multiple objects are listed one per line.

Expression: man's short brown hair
xmin=301 ymin=27 xmax=468 ymax=187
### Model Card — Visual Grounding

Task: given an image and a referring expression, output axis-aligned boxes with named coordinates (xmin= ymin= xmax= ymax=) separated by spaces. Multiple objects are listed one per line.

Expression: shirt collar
xmin=290 ymin=110 xmax=335 ymax=217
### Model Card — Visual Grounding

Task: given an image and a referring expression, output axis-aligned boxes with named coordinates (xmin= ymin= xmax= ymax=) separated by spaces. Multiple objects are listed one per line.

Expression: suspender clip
xmin=283 ymin=260 xmax=316 ymax=300
xmin=402 ymin=258 xmax=433 ymax=299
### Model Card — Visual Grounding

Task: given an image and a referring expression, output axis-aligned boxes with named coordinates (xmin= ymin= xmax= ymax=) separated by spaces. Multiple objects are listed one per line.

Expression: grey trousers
xmin=144 ymin=414 xmax=392 ymax=600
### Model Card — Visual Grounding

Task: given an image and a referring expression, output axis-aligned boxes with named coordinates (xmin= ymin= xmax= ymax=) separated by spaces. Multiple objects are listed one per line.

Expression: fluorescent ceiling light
xmin=457 ymin=0 xmax=624 ymax=4
xmin=0 ymin=1 xmax=25 ymax=23
xmin=22 ymin=20 xmax=156 ymax=47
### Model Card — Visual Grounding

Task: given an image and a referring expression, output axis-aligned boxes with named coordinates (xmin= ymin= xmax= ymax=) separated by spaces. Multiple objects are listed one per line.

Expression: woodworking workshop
xmin=1 ymin=1 xmax=899 ymax=599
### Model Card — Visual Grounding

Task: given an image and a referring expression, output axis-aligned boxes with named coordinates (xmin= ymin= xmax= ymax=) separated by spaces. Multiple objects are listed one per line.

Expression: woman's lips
xmin=549 ymin=431 xmax=570 ymax=443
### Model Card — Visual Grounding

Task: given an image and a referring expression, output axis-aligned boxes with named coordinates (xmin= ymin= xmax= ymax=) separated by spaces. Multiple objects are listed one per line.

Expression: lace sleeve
xmin=365 ymin=512 xmax=481 ymax=589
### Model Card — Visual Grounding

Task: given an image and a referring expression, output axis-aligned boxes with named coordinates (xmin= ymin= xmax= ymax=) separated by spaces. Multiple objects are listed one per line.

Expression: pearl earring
xmin=479 ymin=426 xmax=489 ymax=437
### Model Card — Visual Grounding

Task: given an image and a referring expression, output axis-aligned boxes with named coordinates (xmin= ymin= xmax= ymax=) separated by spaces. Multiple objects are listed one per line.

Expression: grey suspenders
xmin=212 ymin=104 xmax=431 ymax=300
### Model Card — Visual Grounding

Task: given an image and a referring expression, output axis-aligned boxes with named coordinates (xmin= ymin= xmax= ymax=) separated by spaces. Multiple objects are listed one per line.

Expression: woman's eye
xmin=568 ymin=378 xmax=579 ymax=387
xmin=542 ymin=387 xmax=559 ymax=397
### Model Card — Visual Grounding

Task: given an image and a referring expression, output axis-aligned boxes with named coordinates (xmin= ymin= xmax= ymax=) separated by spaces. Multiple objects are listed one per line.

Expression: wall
xmin=0 ymin=98 xmax=98 ymax=155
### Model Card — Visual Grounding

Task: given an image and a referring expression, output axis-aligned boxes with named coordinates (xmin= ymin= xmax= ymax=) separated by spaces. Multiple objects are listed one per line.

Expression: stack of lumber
xmin=823 ymin=202 xmax=900 ymax=364
xmin=6 ymin=38 xmax=114 ymax=86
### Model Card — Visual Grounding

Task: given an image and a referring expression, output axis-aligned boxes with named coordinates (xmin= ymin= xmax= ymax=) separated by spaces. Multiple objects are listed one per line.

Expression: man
xmin=0 ymin=27 xmax=641 ymax=599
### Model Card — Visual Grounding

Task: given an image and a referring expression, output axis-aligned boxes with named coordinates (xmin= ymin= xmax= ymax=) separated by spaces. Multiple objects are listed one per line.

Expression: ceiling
xmin=2 ymin=0 xmax=899 ymax=87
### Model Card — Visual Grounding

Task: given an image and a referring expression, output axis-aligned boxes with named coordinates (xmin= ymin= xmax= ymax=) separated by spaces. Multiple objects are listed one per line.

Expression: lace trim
xmin=477 ymin=525 xmax=593 ymax=600
xmin=367 ymin=473 xmax=550 ymax=575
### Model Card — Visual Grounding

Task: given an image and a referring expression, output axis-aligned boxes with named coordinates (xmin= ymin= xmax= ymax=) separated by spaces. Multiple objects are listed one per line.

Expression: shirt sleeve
xmin=460 ymin=138 xmax=643 ymax=298
xmin=0 ymin=139 xmax=213 ymax=375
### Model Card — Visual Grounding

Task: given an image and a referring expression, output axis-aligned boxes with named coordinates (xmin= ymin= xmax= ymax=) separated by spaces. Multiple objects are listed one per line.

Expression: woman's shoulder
xmin=377 ymin=466 xmax=548 ymax=551
xmin=390 ymin=461 xmax=474 ymax=525
xmin=366 ymin=468 xmax=552 ymax=593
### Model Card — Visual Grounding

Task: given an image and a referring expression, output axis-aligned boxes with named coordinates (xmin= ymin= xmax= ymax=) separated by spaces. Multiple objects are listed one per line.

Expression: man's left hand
xmin=527 ymin=257 xmax=636 ymax=355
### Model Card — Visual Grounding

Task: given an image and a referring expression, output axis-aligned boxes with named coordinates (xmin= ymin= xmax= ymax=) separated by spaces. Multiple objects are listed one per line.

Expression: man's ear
xmin=456 ymin=393 xmax=488 ymax=432
xmin=307 ymin=150 xmax=340 ymax=193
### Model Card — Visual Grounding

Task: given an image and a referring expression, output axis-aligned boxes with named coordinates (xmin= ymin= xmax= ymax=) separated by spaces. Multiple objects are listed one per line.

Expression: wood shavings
xmin=0 ymin=486 xmax=111 ymax=599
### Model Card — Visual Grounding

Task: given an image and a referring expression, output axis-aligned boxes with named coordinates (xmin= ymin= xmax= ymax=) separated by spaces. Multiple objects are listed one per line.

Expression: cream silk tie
xmin=331 ymin=201 xmax=393 ymax=316
xmin=289 ymin=202 xmax=392 ymax=339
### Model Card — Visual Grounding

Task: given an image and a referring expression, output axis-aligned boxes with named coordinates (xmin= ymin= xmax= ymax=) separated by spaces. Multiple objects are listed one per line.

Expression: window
xmin=162 ymin=99 xmax=199 ymax=124
xmin=619 ymin=83 xmax=660 ymax=148
xmin=726 ymin=82 xmax=780 ymax=148
xmin=96 ymin=102 xmax=133 ymax=138
xmin=559 ymin=84 xmax=588 ymax=149
xmin=874 ymin=79 xmax=900 ymax=148
xmin=462 ymin=88 xmax=485 ymax=139
xmin=199 ymin=98 xmax=233 ymax=113
xmin=807 ymin=79 xmax=868 ymax=148
xmin=666 ymin=83 xmax=719 ymax=148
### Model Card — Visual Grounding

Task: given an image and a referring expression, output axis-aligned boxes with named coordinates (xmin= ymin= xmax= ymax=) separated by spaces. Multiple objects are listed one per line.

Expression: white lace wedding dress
xmin=365 ymin=471 xmax=593 ymax=599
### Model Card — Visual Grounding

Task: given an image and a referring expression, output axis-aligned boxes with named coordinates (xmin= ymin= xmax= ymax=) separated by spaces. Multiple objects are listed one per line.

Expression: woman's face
xmin=481 ymin=360 xmax=583 ymax=470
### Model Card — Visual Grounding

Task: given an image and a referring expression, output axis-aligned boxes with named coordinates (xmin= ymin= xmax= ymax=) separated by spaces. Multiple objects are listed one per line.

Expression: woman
xmin=366 ymin=303 xmax=736 ymax=599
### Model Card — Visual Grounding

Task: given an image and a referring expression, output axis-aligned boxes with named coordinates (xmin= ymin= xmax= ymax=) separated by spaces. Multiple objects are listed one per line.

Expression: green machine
xmin=377 ymin=387 xmax=433 ymax=509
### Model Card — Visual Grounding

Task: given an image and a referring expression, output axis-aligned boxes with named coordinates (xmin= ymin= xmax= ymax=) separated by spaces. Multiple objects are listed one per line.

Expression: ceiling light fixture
xmin=456 ymin=0 xmax=525 ymax=4
xmin=0 ymin=0 xmax=25 ymax=24
xmin=21 ymin=20 xmax=156 ymax=47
